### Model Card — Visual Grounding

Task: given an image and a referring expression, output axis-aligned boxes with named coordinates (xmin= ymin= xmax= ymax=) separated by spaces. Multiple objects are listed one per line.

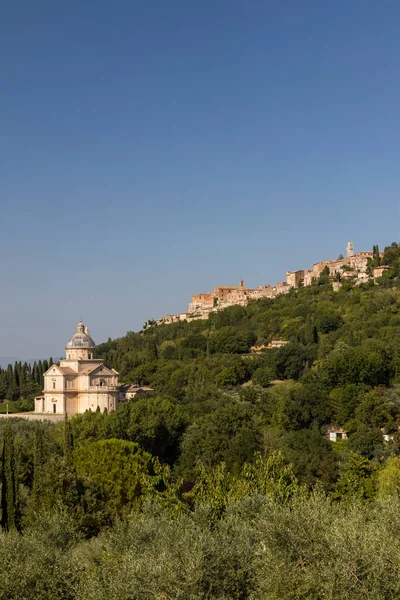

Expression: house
xmin=122 ymin=385 xmax=154 ymax=400
xmin=268 ymin=340 xmax=289 ymax=349
xmin=373 ymin=265 xmax=391 ymax=278
xmin=326 ymin=426 xmax=348 ymax=442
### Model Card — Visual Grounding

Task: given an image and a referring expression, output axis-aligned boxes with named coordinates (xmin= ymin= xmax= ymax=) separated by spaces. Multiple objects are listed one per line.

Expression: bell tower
xmin=346 ymin=240 xmax=354 ymax=257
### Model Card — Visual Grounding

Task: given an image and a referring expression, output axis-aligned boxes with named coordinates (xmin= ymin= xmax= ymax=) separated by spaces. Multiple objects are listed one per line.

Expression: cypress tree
xmin=32 ymin=422 xmax=44 ymax=510
xmin=63 ymin=413 xmax=73 ymax=463
xmin=375 ymin=244 xmax=381 ymax=266
xmin=1 ymin=425 xmax=20 ymax=532
xmin=32 ymin=362 xmax=39 ymax=385
xmin=61 ymin=415 xmax=79 ymax=510
xmin=37 ymin=360 xmax=43 ymax=381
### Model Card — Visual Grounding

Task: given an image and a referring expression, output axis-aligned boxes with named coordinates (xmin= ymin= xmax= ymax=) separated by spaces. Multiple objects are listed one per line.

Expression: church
xmin=35 ymin=321 xmax=119 ymax=415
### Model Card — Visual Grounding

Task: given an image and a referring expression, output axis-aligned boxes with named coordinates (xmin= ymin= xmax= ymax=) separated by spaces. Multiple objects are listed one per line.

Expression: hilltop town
xmin=155 ymin=241 xmax=389 ymax=326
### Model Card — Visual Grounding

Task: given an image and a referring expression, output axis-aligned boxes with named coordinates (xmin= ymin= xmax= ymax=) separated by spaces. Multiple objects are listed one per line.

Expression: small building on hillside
xmin=250 ymin=340 xmax=289 ymax=352
xmin=373 ymin=265 xmax=391 ymax=278
xmin=268 ymin=340 xmax=289 ymax=349
xmin=120 ymin=385 xmax=154 ymax=401
xmin=286 ymin=270 xmax=304 ymax=289
xmin=326 ymin=426 xmax=348 ymax=442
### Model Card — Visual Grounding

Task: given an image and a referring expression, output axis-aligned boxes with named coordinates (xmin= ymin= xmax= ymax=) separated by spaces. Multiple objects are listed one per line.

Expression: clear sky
xmin=1 ymin=0 xmax=399 ymax=359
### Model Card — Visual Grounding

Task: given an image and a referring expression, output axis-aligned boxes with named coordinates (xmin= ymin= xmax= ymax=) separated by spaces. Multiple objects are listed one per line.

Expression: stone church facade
xmin=35 ymin=321 xmax=119 ymax=415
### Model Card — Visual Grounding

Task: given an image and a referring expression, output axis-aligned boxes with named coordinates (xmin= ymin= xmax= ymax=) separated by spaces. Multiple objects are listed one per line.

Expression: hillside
xmin=0 ymin=248 xmax=400 ymax=598
xmin=92 ymin=244 xmax=400 ymax=488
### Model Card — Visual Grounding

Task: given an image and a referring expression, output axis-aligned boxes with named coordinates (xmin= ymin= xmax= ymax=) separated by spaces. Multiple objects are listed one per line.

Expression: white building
xmin=35 ymin=321 xmax=119 ymax=415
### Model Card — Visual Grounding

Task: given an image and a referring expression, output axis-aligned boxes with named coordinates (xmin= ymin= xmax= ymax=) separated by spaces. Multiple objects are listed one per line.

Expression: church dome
xmin=66 ymin=321 xmax=95 ymax=348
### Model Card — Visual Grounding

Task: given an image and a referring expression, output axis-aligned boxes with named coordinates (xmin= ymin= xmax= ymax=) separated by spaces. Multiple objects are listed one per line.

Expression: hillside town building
xmin=154 ymin=242 xmax=388 ymax=326
xmin=35 ymin=321 xmax=119 ymax=415
xmin=286 ymin=241 xmax=383 ymax=290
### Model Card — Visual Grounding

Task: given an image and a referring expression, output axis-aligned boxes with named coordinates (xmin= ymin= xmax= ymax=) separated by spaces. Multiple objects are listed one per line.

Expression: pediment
xmin=44 ymin=364 xmax=64 ymax=376
xmin=87 ymin=364 xmax=115 ymax=377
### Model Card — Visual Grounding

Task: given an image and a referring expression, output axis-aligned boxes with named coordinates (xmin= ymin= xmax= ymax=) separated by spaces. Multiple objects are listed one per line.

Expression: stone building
xmin=189 ymin=280 xmax=255 ymax=313
xmin=159 ymin=241 xmax=384 ymax=327
xmin=35 ymin=321 xmax=119 ymax=415
xmin=248 ymin=285 xmax=274 ymax=300
xmin=286 ymin=243 xmax=383 ymax=290
xmin=122 ymin=385 xmax=154 ymax=400
xmin=346 ymin=240 xmax=355 ymax=257
xmin=286 ymin=270 xmax=304 ymax=289
xmin=373 ymin=265 xmax=391 ymax=278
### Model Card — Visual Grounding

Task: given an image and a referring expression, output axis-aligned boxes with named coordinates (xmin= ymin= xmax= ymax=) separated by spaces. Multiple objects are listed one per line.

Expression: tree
xmin=280 ymin=428 xmax=338 ymax=490
xmin=178 ymin=401 xmax=260 ymax=477
xmin=318 ymin=265 xmax=330 ymax=285
xmin=274 ymin=343 xmax=309 ymax=380
xmin=334 ymin=452 xmax=377 ymax=500
xmin=110 ymin=397 xmax=187 ymax=465
xmin=377 ymin=456 xmax=400 ymax=499
xmin=373 ymin=244 xmax=381 ymax=266
xmin=1 ymin=425 xmax=20 ymax=531
xmin=32 ymin=422 xmax=45 ymax=511
xmin=63 ymin=414 xmax=73 ymax=463
xmin=348 ymin=425 xmax=384 ymax=459
xmin=73 ymin=439 xmax=166 ymax=516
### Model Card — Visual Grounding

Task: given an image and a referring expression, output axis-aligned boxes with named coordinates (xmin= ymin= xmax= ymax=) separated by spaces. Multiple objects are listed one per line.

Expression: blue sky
xmin=1 ymin=0 xmax=399 ymax=358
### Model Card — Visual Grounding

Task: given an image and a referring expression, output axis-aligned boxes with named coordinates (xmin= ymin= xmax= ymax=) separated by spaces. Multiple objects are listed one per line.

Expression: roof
xmin=79 ymin=365 xmax=100 ymax=375
xmin=66 ymin=332 xmax=95 ymax=348
xmin=214 ymin=285 xmax=252 ymax=291
xmin=44 ymin=364 xmax=69 ymax=376
xmin=79 ymin=363 xmax=117 ymax=376
xmin=66 ymin=321 xmax=95 ymax=348
xmin=57 ymin=367 xmax=76 ymax=375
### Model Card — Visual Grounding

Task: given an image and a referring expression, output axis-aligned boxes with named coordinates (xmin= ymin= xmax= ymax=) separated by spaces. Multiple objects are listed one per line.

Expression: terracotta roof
xmin=80 ymin=363 xmax=116 ymax=376
xmin=79 ymin=365 xmax=102 ymax=375
xmin=57 ymin=367 xmax=76 ymax=375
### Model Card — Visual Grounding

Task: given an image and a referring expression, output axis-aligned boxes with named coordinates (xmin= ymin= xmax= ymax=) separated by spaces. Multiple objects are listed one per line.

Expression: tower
xmin=346 ymin=240 xmax=354 ymax=258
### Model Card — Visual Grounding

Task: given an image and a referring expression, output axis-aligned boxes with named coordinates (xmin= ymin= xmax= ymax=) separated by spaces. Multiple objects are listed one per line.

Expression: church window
xmin=53 ymin=404 xmax=56 ymax=413
xmin=53 ymin=382 xmax=56 ymax=389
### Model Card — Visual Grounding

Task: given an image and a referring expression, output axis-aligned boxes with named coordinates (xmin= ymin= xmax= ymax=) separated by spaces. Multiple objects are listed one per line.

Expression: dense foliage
xmin=0 ymin=359 xmax=53 ymax=408
xmin=91 ymin=245 xmax=400 ymax=483
xmin=0 ymin=241 xmax=400 ymax=597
